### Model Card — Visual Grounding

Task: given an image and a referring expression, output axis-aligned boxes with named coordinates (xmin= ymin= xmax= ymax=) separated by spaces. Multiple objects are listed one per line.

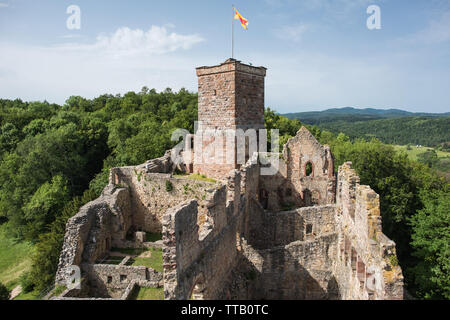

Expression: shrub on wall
xmin=165 ymin=180 xmax=173 ymax=192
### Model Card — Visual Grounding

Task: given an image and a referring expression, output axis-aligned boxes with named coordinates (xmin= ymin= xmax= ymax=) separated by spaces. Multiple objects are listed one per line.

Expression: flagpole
xmin=232 ymin=4 xmax=234 ymax=59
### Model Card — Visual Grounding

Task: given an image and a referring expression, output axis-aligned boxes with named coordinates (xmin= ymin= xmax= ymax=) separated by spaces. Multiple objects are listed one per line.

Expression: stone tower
xmin=194 ymin=58 xmax=267 ymax=179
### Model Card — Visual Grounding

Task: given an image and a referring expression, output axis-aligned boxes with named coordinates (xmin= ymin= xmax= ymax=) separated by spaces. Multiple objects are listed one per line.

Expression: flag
xmin=234 ymin=8 xmax=249 ymax=30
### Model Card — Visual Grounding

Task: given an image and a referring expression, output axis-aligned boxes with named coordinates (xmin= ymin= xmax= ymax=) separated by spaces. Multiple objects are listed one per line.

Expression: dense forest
xmin=284 ymin=106 xmax=450 ymax=123
xmin=312 ymin=117 xmax=450 ymax=147
xmin=284 ymin=108 xmax=450 ymax=148
xmin=0 ymin=92 xmax=448 ymax=300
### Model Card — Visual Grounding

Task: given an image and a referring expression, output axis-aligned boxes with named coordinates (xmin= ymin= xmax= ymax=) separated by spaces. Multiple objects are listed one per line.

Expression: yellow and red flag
xmin=234 ymin=8 xmax=249 ymax=30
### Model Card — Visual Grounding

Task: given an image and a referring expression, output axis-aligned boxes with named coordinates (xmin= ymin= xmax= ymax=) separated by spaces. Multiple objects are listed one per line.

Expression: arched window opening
xmin=305 ymin=162 xmax=313 ymax=177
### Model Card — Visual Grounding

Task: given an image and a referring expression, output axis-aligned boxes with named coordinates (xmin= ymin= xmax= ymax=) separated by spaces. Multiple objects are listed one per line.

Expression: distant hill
xmin=282 ymin=108 xmax=450 ymax=147
xmin=284 ymin=107 xmax=450 ymax=125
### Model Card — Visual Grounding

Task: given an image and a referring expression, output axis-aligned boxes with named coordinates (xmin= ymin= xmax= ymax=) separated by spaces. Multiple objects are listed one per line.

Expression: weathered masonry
xmin=54 ymin=59 xmax=404 ymax=300
xmin=194 ymin=59 xmax=266 ymax=179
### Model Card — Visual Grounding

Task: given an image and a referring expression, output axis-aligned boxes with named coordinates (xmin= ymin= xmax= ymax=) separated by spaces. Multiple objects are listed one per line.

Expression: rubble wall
xmin=82 ymin=263 xmax=162 ymax=298
xmin=162 ymin=162 xmax=259 ymax=300
xmin=334 ymin=162 xmax=404 ymax=300
xmin=110 ymin=166 xmax=220 ymax=233
xmin=239 ymin=233 xmax=340 ymax=300
xmin=55 ymin=185 xmax=131 ymax=285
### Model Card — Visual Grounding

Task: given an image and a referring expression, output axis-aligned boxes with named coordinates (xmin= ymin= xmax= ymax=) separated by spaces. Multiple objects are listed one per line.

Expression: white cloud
xmin=0 ymin=2 xmax=9 ymax=8
xmin=62 ymin=26 xmax=205 ymax=57
xmin=0 ymin=26 xmax=206 ymax=104
xmin=276 ymin=24 xmax=309 ymax=42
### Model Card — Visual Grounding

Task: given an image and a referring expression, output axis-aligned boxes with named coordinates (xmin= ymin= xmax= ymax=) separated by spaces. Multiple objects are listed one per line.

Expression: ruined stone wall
xmin=247 ymin=206 xmax=304 ymax=250
xmin=111 ymin=166 xmax=221 ymax=234
xmin=55 ymin=185 xmax=131 ymax=285
xmin=238 ymin=233 xmax=339 ymax=300
xmin=259 ymin=127 xmax=336 ymax=212
xmin=234 ymin=202 xmax=339 ymax=300
xmin=162 ymin=161 xmax=259 ymax=300
xmin=246 ymin=205 xmax=335 ymax=250
xmin=334 ymin=162 xmax=404 ymax=300
xmin=82 ymin=263 xmax=162 ymax=298
xmin=162 ymin=199 xmax=240 ymax=299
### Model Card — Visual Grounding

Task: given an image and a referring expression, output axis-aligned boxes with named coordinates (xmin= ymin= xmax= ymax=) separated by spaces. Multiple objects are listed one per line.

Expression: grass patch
xmin=49 ymin=285 xmax=67 ymax=298
xmin=130 ymin=287 xmax=164 ymax=300
xmin=110 ymin=247 xmax=149 ymax=256
xmin=393 ymin=144 xmax=450 ymax=175
xmin=128 ymin=248 xmax=163 ymax=272
xmin=0 ymin=224 xmax=34 ymax=290
xmin=174 ymin=173 xmax=217 ymax=183
xmin=13 ymin=289 xmax=40 ymax=300
xmin=145 ymin=232 xmax=162 ymax=242
xmin=393 ymin=145 xmax=450 ymax=161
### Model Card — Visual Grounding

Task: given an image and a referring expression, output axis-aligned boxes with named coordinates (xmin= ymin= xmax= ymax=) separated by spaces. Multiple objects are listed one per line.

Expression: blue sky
xmin=0 ymin=0 xmax=449 ymax=113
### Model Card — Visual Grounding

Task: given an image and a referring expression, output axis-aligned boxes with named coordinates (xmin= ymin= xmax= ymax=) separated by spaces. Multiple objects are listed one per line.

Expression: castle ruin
xmin=54 ymin=59 xmax=404 ymax=300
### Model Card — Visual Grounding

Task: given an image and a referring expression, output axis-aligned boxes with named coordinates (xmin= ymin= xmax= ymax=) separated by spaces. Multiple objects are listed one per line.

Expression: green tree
xmin=417 ymin=150 xmax=439 ymax=168
xmin=0 ymin=282 xmax=9 ymax=300
xmin=410 ymin=189 xmax=450 ymax=299
xmin=29 ymin=189 xmax=99 ymax=292
xmin=23 ymin=175 xmax=70 ymax=240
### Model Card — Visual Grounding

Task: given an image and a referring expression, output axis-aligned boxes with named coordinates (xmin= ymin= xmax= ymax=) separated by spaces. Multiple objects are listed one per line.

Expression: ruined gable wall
xmin=285 ymin=127 xmax=335 ymax=206
xmin=334 ymin=162 xmax=404 ymax=300
xmin=258 ymin=127 xmax=336 ymax=211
